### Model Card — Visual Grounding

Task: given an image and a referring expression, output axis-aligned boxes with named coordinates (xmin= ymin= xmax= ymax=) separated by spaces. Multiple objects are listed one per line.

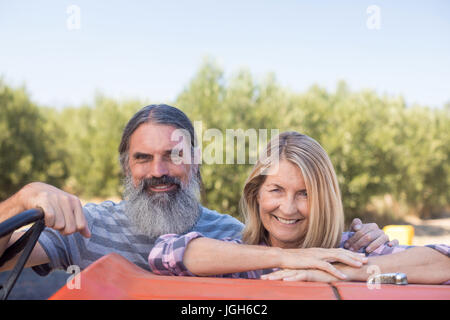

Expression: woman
xmin=148 ymin=132 xmax=450 ymax=283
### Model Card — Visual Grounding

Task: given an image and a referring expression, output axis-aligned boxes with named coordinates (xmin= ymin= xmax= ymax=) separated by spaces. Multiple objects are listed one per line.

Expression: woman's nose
xmin=279 ymin=197 xmax=298 ymax=216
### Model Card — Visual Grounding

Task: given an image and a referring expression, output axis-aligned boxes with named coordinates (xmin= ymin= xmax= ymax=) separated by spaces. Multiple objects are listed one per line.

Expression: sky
xmin=0 ymin=0 xmax=449 ymax=108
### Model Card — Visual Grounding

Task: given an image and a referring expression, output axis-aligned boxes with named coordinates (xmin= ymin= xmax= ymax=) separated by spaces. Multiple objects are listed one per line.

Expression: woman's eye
xmin=297 ymin=191 xmax=308 ymax=198
xmin=270 ymin=189 xmax=280 ymax=193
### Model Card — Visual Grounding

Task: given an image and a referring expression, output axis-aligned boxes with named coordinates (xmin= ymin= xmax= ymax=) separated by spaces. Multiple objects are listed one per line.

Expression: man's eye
xmin=135 ymin=155 xmax=151 ymax=162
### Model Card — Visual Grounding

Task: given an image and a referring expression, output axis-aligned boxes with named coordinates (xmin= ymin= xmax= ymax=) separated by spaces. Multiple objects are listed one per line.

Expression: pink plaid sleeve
xmin=148 ymin=232 xmax=204 ymax=276
xmin=148 ymin=232 xmax=275 ymax=279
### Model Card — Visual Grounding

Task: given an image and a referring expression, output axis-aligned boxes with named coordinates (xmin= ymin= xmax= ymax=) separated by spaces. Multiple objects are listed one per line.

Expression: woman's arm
xmin=148 ymin=232 xmax=282 ymax=278
xmin=183 ymin=237 xmax=282 ymax=277
xmin=148 ymin=232 xmax=368 ymax=279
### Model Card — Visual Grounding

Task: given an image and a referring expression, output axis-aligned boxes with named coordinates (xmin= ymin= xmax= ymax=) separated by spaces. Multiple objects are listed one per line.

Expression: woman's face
xmin=257 ymin=159 xmax=310 ymax=248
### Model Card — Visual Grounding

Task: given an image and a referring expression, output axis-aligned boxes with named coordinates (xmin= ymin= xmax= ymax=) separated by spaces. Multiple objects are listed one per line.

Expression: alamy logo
xmin=366 ymin=5 xmax=381 ymax=30
xmin=66 ymin=5 xmax=81 ymax=31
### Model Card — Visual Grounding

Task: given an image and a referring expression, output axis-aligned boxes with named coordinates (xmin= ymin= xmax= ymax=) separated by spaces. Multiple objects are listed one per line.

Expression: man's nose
xmin=149 ymin=158 xmax=170 ymax=178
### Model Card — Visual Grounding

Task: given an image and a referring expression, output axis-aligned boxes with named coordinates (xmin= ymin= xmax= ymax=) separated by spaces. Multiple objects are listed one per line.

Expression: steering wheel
xmin=0 ymin=208 xmax=45 ymax=300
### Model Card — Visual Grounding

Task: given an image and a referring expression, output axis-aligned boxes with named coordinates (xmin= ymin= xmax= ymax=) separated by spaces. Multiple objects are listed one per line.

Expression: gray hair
xmin=118 ymin=104 xmax=201 ymax=180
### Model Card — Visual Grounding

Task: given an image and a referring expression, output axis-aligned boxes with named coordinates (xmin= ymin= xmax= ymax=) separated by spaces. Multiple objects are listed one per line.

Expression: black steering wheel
xmin=0 ymin=208 xmax=45 ymax=300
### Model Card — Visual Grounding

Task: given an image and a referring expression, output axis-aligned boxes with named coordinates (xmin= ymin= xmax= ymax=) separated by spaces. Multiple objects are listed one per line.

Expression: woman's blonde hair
xmin=240 ymin=131 xmax=344 ymax=248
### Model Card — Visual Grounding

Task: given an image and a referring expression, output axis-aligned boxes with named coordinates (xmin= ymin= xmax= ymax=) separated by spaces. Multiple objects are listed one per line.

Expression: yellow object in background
xmin=382 ymin=225 xmax=415 ymax=245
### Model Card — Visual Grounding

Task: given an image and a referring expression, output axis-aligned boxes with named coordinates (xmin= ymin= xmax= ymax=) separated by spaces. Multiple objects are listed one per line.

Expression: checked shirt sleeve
xmin=340 ymin=232 xmax=449 ymax=285
xmin=148 ymin=232 xmax=203 ymax=276
xmin=148 ymin=232 xmax=275 ymax=279
xmin=366 ymin=242 xmax=450 ymax=285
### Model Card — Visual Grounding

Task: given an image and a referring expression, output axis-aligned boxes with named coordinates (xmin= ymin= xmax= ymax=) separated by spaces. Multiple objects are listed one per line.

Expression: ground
xmin=1 ymin=212 xmax=449 ymax=300
xmin=407 ymin=213 xmax=450 ymax=246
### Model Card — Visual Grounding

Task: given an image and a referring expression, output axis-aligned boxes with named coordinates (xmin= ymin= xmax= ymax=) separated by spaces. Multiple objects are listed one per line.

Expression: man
xmin=0 ymin=104 xmax=393 ymax=275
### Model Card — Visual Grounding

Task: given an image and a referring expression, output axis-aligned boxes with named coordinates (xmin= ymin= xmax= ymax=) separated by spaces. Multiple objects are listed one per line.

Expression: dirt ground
xmin=405 ymin=214 xmax=450 ymax=246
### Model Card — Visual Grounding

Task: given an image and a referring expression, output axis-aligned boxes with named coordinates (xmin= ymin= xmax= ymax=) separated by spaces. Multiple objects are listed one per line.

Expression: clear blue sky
xmin=1 ymin=0 xmax=449 ymax=108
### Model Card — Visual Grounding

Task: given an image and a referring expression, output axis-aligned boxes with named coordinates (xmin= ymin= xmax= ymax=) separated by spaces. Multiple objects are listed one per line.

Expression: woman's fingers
xmin=283 ymin=272 xmax=308 ymax=282
xmin=262 ymin=268 xmax=340 ymax=282
xmin=312 ymin=260 xmax=347 ymax=280
xmin=261 ymin=260 xmax=345 ymax=281
xmin=261 ymin=269 xmax=298 ymax=280
xmin=326 ymin=249 xmax=368 ymax=267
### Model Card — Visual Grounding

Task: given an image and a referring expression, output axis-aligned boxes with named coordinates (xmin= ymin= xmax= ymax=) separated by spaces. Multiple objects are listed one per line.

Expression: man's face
xmin=128 ymin=122 xmax=192 ymax=190
xmin=123 ymin=122 xmax=201 ymax=238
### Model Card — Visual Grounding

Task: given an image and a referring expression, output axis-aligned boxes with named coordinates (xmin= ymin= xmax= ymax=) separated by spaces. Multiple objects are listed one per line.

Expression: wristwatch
xmin=367 ymin=273 xmax=408 ymax=285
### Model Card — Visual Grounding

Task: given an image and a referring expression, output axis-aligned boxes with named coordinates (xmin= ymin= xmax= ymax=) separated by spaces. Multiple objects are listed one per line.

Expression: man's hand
xmin=18 ymin=182 xmax=91 ymax=238
xmin=344 ymin=218 xmax=398 ymax=253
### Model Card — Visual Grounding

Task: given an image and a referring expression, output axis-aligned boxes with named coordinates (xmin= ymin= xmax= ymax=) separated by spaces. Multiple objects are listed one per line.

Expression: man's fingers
xmin=59 ymin=196 xmax=76 ymax=236
xmin=50 ymin=195 xmax=65 ymax=231
xmin=72 ymin=197 xmax=90 ymax=238
xmin=349 ymin=218 xmax=362 ymax=231
xmin=365 ymin=234 xmax=389 ymax=253
xmin=388 ymin=239 xmax=399 ymax=247
xmin=351 ymin=229 xmax=383 ymax=251
xmin=41 ymin=204 xmax=56 ymax=229
xmin=345 ymin=224 xmax=372 ymax=249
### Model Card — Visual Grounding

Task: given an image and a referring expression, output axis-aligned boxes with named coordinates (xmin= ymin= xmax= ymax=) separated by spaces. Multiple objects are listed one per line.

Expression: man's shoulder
xmin=198 ymin=206 xmax=243 ymax=224
xmin=82 ymin=200 xmax=128 ymax=224
xmin=193 ymin=206 xmax=244 ymax=239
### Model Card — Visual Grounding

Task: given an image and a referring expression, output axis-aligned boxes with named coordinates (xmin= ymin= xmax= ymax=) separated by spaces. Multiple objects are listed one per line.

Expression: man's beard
xmin=123 ymin=171 xmax=202 ymax=239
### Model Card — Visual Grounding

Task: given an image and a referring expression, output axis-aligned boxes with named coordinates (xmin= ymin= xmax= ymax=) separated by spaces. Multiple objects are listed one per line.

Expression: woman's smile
xmin=270 ymin=214 xmax=304 ymax=225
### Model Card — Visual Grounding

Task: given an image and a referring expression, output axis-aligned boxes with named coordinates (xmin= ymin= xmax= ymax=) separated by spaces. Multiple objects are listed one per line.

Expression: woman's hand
xmin=278 ymin=247 xmax=367 ymax=280
xmin=261 ymin=268 xmax=339 ymax=282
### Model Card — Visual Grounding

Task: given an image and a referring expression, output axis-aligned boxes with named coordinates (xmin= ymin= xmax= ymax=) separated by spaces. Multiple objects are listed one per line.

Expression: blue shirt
xmin=33 ymin=200 xmax=244 ymax=276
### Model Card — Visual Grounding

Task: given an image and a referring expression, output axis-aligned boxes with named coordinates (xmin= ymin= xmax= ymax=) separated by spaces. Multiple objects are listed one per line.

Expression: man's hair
xmin=118 ymin=104 xmax=200 ymax=179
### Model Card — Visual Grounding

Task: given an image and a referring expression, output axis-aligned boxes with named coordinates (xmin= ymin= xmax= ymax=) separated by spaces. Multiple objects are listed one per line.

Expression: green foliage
xmin=57 ymin=95 xmax=145 ymax=197
xmin=0 ymin=61 xmax=448 ymax=222
xmin=0 ymin=80 xmax=68 ymax=199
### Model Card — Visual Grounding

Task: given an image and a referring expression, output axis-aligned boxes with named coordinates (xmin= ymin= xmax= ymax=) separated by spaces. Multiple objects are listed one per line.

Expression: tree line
xmin=1 ymin=61 xmax=449 ymax=223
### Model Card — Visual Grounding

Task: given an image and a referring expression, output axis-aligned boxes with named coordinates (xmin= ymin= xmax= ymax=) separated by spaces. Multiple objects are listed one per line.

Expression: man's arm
xmin=0 ymin=182 xmax=90 ymax=271
xmin=0 ymin=231 xmax=50 ymax=272
xmin=0 ymin=190 xmax=27 ymax=259
xmin=262 ymin=246 xmax=450 ymax=284
xmin=338 ymin=246 xmax=450 ymax=284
